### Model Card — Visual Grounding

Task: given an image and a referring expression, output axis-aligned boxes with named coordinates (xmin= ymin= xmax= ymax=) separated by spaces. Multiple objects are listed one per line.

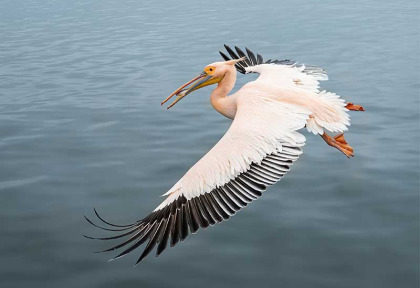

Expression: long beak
xmin=162 ymin=72 xmax=222 ymax=109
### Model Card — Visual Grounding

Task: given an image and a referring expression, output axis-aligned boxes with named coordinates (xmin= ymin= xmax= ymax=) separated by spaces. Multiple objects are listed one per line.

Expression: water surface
xmin=0 ymin=0 xmax=419 ymax=287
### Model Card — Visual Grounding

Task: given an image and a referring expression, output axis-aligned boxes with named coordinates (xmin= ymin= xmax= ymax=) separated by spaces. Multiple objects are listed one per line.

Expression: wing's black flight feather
xmin=85 ymin=142 xmax=302 ymax=265
xmin=220 ymin=45 xmax=327 ymax=79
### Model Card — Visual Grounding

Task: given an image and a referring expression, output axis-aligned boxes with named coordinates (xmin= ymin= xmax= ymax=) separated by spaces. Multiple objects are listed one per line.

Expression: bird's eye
xmin=210 ymin=68 xmax=213 ymax=71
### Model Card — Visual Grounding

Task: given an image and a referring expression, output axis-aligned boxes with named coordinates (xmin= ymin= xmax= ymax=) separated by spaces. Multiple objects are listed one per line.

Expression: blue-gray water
xmin=1 ymin=0 xmax=419 ymax=287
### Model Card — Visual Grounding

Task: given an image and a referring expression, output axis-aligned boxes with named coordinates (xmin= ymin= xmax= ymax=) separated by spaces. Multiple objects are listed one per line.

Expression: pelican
xmin=85 ymin=45 xmax=364 ymax=264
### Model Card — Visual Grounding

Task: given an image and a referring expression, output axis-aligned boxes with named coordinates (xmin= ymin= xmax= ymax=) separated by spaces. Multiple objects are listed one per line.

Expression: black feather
xmin=191 ymin=198 xmax=209 ymax=229
xmin=94 ymin=208 xmax=136 ymax=227
xmin=212 ymin=189 xmax=236 ymax=215
xmin=227 ymin=182 xmax=253 ymax=203
xmin=111 ymin=224 xmax=155 ymax=260
xmin=156 ymin=216 xmax=172 ymax=256
xmin=200 ymin=194 xmax=222 ymax=223
xmin=247 ymin=170 xmax=276 ymax=185
xmin=223 ymin=185 xmax=247 ymax=207
xmin=256 ymin=54 xmax=263 ymax=65
xmin=219 ymin=51 xmax=231 ymax=62
xmin=224 ymin=44 xmax=240 ymax=59
xmin=94 ymin=225 xmax=149 ymax=253
xmin=205 ymin=192 xmax=230 ymax=220
xmin=238 ymin=174 xmax=267 ymax=192
xmin=136 ymin=222 xmax=165 ymax=264
xmin=258 ymin=162 xmax=285 ymax=178
xmin=83 ymin=225 xmax=140 ymax=241
xmin=235 ymin=177 xmax=263 ymax=197
xmin=84 ymin=215 xmax=134 ymax=232
xmin=176 ymin=195 xmax=187 ymax=209
xmin=245 ymin=47 xmax=257 ymax=66
xmin=180 ymin=205 xmax=189 ymax=240
xmin=170 ymin=208 xmax=180 ymax=247
xmin=186 ymin=201 xmax=199 ymax=233
xmin=218 ymin=187 xmax=241 ymax=211
xmin=235 ymin=46 xmax=251 ymax=67
xmin=196 ymin=197 xmax=216 ymax=225
xmin=252 ymin=165 xmax=283 ymax=180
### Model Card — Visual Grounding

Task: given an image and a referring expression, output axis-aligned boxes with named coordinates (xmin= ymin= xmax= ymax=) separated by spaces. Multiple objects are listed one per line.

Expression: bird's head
xmin=161 ymin=57 xmax=245 ymax=109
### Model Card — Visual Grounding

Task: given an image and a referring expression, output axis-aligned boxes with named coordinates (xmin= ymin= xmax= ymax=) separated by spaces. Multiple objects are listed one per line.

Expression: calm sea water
xmin=0 ymin=0 xmax=419 ymax=287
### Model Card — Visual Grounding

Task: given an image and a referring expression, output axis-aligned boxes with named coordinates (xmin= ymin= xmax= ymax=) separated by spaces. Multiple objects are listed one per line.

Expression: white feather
xmin=246 ymin=64 xmax=350 ymax=135
xmin=155 ymin=96 xmax=310 ymax=211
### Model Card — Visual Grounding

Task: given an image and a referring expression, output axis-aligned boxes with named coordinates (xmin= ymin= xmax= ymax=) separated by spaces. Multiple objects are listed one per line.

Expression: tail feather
xmin=306 ymin=91 xmax=350 ymax=135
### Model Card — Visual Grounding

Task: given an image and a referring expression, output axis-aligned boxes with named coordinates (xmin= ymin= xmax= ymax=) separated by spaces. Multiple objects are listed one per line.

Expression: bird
xmin=85 ymin=45 xmax=364 ymax=265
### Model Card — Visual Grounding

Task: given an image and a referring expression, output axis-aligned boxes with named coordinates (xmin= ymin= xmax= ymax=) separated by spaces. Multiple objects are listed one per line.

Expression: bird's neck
xmin=210 ymin=71 xmax=237 ymax=119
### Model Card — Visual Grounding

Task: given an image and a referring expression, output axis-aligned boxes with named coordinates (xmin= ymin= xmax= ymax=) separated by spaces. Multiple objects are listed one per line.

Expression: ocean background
xmin=0 ymin=0 xmax=419 ymax=287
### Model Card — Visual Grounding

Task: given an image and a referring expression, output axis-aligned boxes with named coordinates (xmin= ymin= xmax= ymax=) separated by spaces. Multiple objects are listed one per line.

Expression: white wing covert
xmin=85 ymin=96 xmax=311 ymax=264
xmin=220 ymin=45 xmax=350 ymax=135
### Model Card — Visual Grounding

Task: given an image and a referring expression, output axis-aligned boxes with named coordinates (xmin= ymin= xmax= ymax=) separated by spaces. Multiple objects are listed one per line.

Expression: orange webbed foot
xmin=321 ymin=132 xmax=354 ymax=158
xmin=345 ymin=103 xmax=365 ymax=111
xmin=333 ymin=133 xmax=354 ymax=158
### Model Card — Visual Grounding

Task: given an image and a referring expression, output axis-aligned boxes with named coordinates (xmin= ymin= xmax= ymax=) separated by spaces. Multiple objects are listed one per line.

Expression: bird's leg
xmin=320 ymin=132 xmax=354 ymax=158
xmin=345 ymin=103 xmax=365 ymax=111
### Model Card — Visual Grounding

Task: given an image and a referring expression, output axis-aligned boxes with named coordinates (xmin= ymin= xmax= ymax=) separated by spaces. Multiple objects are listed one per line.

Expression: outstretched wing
xmin=220 ymin=45 xmax=328 ymax=93
xmin=86 ymin=96 xmax=311 ymax=264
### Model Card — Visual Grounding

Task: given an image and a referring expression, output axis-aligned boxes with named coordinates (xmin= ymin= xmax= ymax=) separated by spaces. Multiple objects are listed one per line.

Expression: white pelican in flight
xmin=85 ymin=45 xmax=364 ymax=264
